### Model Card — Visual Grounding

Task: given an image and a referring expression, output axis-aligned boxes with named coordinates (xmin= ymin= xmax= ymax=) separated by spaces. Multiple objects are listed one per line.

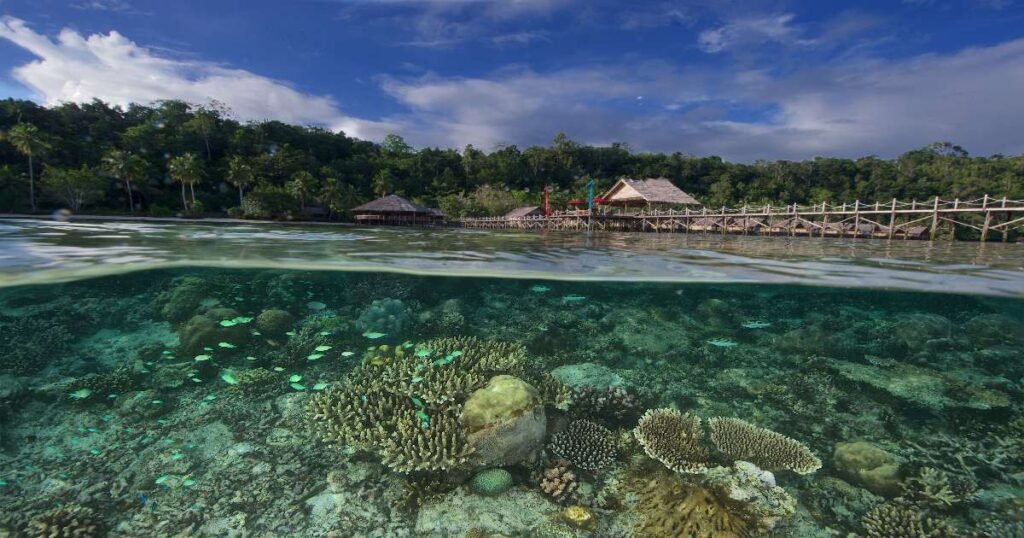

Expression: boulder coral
xmin=177 ymin=308 xmax=250 ymax=355
xmin=461 ymin=375 xmax=546 ymax=467
xmin=833 ymin=441 xmax=903 ymax=497
xmin=254 ymin=308 xmax=296 ymax=336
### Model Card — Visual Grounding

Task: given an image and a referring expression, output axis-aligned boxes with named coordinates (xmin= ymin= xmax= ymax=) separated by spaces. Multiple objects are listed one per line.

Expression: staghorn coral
xmin=548 ymin=420 xmax=617 ymax=472
xmin=569 ymin=385 xmax=643 ymax=427
xmin=708 ymin=417 xmax=822 ymax=475
xmin=0 ymin=315 xmax=73 ymax=375
xmin=28 ymin=504 xmax=106 ymax=538
xmin=308 ymin=337 xmax=529 ymax=473
xmin=862 ymin=502 xmax=957 ymax=538
xmin=634 ymin=408 xmax=710 ymax=474
xmin=902 ymin=467 xmax=977 ymax=509
xmin=529 ymin=372 xmax=572 ymax=411
xmin=538 ymin=459 xmax=579 ymax=504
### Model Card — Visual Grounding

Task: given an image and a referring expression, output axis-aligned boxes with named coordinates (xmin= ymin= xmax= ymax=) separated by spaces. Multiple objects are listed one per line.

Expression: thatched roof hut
xmin=602 ymin=178 xmax=700 ymax=208
xmin=505 ymin=206 xmax=544 ymax=219
xmin=352 ymin=194 xmax=444 ymax=226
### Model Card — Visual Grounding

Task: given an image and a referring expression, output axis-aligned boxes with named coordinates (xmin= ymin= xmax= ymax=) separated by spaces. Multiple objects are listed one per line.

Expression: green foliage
xmin=1 ymin=98 xmax=1022 ymax=218
xmin=40 ymin=165 xmax=107 ymax=211
xmin=241 ymin=184 xmax=300 ymax=220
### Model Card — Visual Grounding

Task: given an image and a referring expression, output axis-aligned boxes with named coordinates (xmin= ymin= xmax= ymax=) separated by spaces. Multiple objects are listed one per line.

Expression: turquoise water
xmin=0 ymin=219 xmax=1022 ymax=537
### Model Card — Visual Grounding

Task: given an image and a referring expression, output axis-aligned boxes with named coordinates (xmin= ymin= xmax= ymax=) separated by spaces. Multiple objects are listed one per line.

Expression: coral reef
xmin=356 ymin=298 xmax=412 ymax=338
xmin=156 ymin=275 xmax=213 ymax=323
xmin=538 ymin=459 xmax=579 ymax=504
xmin=254 ymin=308 xmax=297 ymax=336
xmin=861 ymin=502 xmax=957 ymax=538
xmin=470 ymin=468 xmax=514 ymax=496
xmin=0 ymin=315 xmax=73 ymax=375
xmin=177 ymin=308 xmax=251 ymax=354
xmin=833 ymin=440 xmax=903 ymax=497
xmin=225 ymin=367 xmax=280 ymax=398
xmin=634 ymin=409 xmax=710 ymax=474
xmin=631 ymin=467 xmax=752 ymax=538
xmin=701 ymin=461 xmax=796 ymax=533
xmin=901 ymin=467 xmax=978 ymax=509
xmin=569 ymin=385 xmax=643 ymax=428
xmin=708 ymin=417 xmax=822 ymax=475
xmin=548 ymin=420 xmax=617 ymax=472
xmin=64 ymin=366 xmax=139 ymax=400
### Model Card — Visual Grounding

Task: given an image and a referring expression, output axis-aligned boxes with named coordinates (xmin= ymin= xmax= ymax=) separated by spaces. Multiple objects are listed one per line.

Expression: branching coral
xmin=549 ymin=420 xmax=617 ymax=472
xmin=538 ymin=459 xmax=579 ymax=504
xmin=570 ymin=386 xmax=643 ymax=427
xmin=708 ymin=417 xmax=822 ymax=475
xmin=861 ymin=503 xmax=957 ymax=538
xmin=634 ymin=409 xmax=710 ymax=474
xmin=308 ymin=337 xmax=528 ymax=473
xmin=28 ymin=504 xmax=106 ymax=538
xmin=631 ymin=467 xmax=752 ymax=538
xmin=902 ymin=467 xmax=977 ymax=509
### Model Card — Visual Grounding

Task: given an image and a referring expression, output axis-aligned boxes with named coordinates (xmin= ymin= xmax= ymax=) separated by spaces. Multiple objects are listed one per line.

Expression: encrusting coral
xmin=308 ymin=337 xmax=552 ymax=473
xmin=548 ymin=420 xmax=617 ymax=472
xmin=708 ymin=417 xmax=822 ymax=475
xmin=861 ymin=502 xmax=957 ymax=538
xmin=634 ymin=408 xmax=711 ymax=474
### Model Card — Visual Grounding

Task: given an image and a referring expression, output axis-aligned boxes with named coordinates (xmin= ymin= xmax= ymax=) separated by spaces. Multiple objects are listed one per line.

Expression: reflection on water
xmin=1 ymin=218 xmax=1023 ymax=296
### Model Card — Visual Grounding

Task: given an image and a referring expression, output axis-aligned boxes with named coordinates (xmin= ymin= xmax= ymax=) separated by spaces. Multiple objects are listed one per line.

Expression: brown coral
xmin=539 ymin=459 xmax=580 ymax=503
xmin=708 ymin=417 xmax=822 ymax=475
xmin=632 ymin=467 xmax=751 ymax=538
xmin=570 ymin=385 xmax=643 ymax=427
xmin=28 ymin=504 xmax=105 ymax=538
xmin=862 ymin=503 xmax=957 ymax=538
xmin=548 ymin=420 xmax=617 ymax=472
xmin=633 ymin=409 xmax=710 ymax=474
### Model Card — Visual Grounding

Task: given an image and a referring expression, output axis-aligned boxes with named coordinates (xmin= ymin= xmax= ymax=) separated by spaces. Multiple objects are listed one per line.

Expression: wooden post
xmin=766 ymin=204 xmax=773 ymax=236
xmin=741 ymin=205 xmax=748 ymax=235
xmin=720 ymin=206 xmax=726 ymax=234
xmin=888 ymin=198 xmax=897 ymax=240
xmin=821 ymin=201 xmax=829 ymax=237
xmin=948 ymin=198 xmax=959 ymax=241
xmin=854 ymin=200 xmax=861 ymax=238
xmin=929 ymin=196 xmax=940 ymax=241
xmin=702 ymin=206 xmax=708 ymax=234
xmin=684 ymin=206 xmax=690 ymax=234
xmin=980 ymin=195 xmax=991 ymax=242
xmin=1002 ymin=196 xmax=1009 ymax=243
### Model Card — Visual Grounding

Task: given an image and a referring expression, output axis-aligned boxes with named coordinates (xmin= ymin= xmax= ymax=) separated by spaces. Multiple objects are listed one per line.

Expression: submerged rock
xmin=833 ymin=441 xmax=902 ymax=497
xmin=415 ymin=487 xmax=554 ymax=536
xmin=551 ymin=362 xmax=624 ymax=390
xmin=460 ymin=375 xmax=546 ymax=467
xmin=824 ymin=356 xmax=1010 ymax=411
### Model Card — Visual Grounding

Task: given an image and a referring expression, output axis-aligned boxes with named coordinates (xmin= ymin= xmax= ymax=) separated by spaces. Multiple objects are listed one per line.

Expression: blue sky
xmin=1 ymin=0 xmax=1023 ymax=161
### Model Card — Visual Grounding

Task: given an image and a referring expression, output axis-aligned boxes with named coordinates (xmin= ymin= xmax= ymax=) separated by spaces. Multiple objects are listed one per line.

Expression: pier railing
xmin=457 ymin=195 xmax=1024 ymax=241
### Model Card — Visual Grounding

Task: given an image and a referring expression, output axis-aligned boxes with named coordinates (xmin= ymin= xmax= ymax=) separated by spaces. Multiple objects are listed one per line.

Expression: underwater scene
xmin=0 ymin=266 xmax=1022 ymax=537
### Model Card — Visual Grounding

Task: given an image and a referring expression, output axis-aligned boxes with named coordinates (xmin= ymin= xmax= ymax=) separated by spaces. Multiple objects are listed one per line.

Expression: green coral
xmin=471 ymin=468 xmax=514 ymax=496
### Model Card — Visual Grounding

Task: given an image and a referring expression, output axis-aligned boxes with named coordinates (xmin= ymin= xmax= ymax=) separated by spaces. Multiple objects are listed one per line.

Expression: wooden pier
xmin=459 ymin=195 xmax=1024 ymax=241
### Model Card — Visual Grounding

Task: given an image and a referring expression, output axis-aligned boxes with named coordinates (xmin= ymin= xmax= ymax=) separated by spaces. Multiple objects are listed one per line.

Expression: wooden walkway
xmin=459 ymin=195 xmax=1024 ymax=241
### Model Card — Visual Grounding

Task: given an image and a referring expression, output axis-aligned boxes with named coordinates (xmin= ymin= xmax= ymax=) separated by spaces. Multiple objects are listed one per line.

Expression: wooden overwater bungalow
xmin=504 ymin=206 xmax=544 ymax=219
xmin=352 ymin=194 xmax=444 ymax=226
xmin=602 ymin=177 xmax=701 ymax=213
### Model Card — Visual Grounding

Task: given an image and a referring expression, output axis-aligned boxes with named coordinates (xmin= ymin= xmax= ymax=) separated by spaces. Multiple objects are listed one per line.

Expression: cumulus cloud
xmin=698 ymin=13 xmax=816 ymax=53
xmin=380 ymin=38 xmax=1024 ymax=160
xmin=0 ymin=17 xmax=396 ymax=140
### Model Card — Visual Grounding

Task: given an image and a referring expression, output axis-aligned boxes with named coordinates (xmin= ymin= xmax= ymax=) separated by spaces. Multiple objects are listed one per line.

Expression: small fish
xmin=415 ymin=410 xmax=430 ymax=428
xmin=562 ymin=294 xmax=587 ymax=302
xmin=307 ymin=354 xmax=324 ymax=361
xmin=273 ymin=366 xmax=285 ymax=372
xmin=410 ymin=376 xmax=423 ymax=383
xmin=68 ymin=388 xmax=92 ymax=400
xmin=204 ymin=394 xmax=217 ymax=401
xmin=289 ymin=374 xmax=302 ymax=382
xmin=285 ymin=331 xmax=297 ymax=337
xmin=307 ymin=301 xmax=327 ymax=311
xmin=171 ymin=453 xmax=185 ymax=460
xmin=415 ymin=349 xmax=432 ymax=358
xmin=190 ymin=377 xmax=202 ymax=383
xmin=530 ymin=285 xmax=550 ymax=293
xmin=341 ymin=351 xmax=355 ymax=357
xmin=182 ymin=478 xmax=196 ymax=487
xmin=411 ymin=397 xmax=425 ymax=408
xmin=314 ymin=345 xmax=332 ymax=352
xmin=221 ymin=373 xmax=239 ymax=385
xmin=707 ymin=338 xmax=739 ymax=348
xmin=217 ymin=342 xmax=237 ymax=349
xmin=741 ymin=320 xmax=772 ymax=329
xmin=402 ymin=342 xmax=414 ymax=349
xmin=245 ymin=356 xmax=257 ymax=361
xmin=219 ymin=319 xmax=237 ymax=327
xmin=155 ymin=475 xmax=169 ymax=485
xmin=290 ymin=383 xmax=306 ymax=391
xmin=363 ymin=331 xmax=387 ymax=340
xmin=194 ymin=354 xmax=211 ymax=362
xmin=319 ymin=331 xmax=332 ymax=336
xmin=313 ymin=382 xmax=329 ymax=390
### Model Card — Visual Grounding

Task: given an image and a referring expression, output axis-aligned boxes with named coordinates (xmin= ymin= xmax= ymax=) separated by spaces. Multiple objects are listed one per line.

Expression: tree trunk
xmin=181 ymin=183 xmax=189 ymax=210
xmin=238 ymin=186 xmax=244 ymax=207
xmin=28 ymin=154 xmax=35 ymax=212
xmin=189 ymin=183 xmax=197 ymax=207
xmin=204 ymin=137 xmax=211 ymax=161
xmin=126 ymin=180 xmax=135 ymax=213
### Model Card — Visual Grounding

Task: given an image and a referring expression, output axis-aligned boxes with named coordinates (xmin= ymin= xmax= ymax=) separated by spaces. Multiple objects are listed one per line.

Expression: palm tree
xmin=2 ymin=123 xmax=51 ymax=211
xmin=288 ymin=170 xmax=317 ymax=212
xmin=317 ymin=178 xmax=361 ymax=219
xmin=168 ymin=153 xmax=203 ymax=211
xmin=102 ymin=149 xmax=147 ymax=213
xmin=372 ymin=169 xmax=394 ymax=198
xmin=226 ymin=156 xmax=257 ymax=207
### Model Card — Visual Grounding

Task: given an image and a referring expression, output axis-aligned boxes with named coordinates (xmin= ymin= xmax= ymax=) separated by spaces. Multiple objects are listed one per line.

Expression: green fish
xmin=221 ymin=373 xmax=239 ymax=385
xmin=415 ymin=349 xmax=432 ymax=358
xmin=307 ymin=353 xmax=324 ymax=361
xmin=530 ymin=285 xmax=550 ymax=293
xmin=289 ymin=374 xmax=303 ymax=383
xmin=362 ymin=331 xmax=387 ymax=340
xmin=217 ymin=342 xmax=237 ymax=349
xmin=290 ymin=383 xmax=306 ymax=391
xmin=411 ymin=397 xmax=425 ymax=408
xmin=194 ymin=354 xmax=211 ymax=362
xmin=314 ymin=345 xmax=332 ymax=352
xmin=68 ymin=388 xmax=92 ymax=400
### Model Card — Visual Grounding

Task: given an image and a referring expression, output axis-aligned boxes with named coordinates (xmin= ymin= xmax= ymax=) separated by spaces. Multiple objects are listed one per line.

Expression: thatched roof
xmin=505 ymin=206 xmax=543 ymax=219
xmin=602 ymin=178 xmax=700 ymax=206
xmin=352 ymin=194 xmax=434 ymax=214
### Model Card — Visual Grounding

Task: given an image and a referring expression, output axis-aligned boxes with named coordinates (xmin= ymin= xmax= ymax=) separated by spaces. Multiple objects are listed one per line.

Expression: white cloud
xmin=0 ymin=17 xmax=397 ymax=141
xmin=379 ymin=38 xmax=1024 ymax=160
xmin=698 ymin=13 xmax=816 ymax=53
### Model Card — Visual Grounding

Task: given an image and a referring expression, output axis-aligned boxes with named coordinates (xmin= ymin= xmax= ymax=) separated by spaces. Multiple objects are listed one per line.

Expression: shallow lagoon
xmin=0 ymin=220 xmax=1022 ymax=537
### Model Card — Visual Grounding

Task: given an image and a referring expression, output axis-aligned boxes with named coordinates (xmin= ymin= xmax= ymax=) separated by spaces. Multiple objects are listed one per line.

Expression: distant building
xmin=504 ymin=206 xmax=544 ymax=219
xmin=351 ymin=194 xmax=444 ymax=226
xmin=601 ymin=178 xmax=700 ymax=209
